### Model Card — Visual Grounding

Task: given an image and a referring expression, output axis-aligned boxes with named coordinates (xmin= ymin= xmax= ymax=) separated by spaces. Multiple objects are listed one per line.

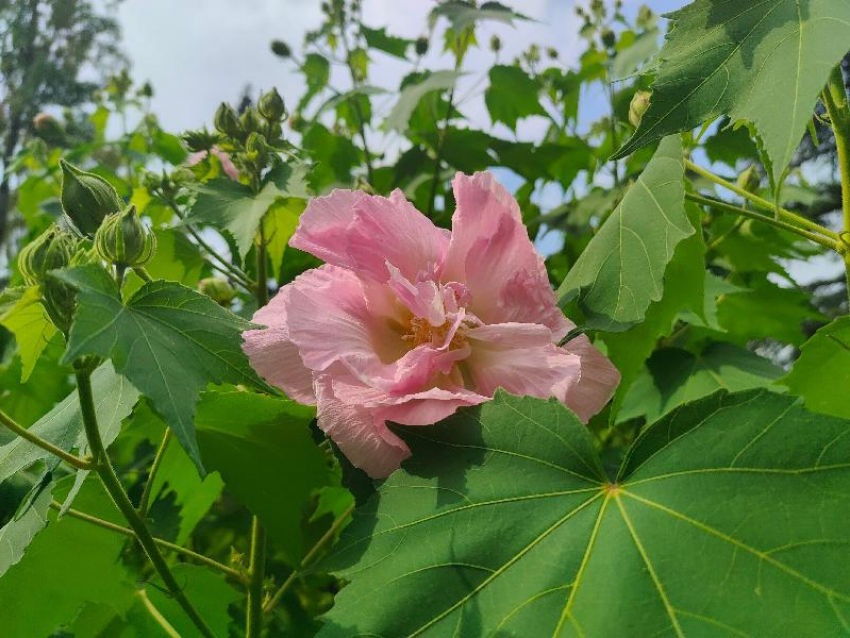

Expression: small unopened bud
xmin=198 ymin=277 xmax=236 ymax=306
xmin=94 ymin=205 xmax=156 ymax=268
xmin=601 ymin=29 xmax=616 ymax=49
xmin=239 ymin=107 xmax=263 ymax=136
xmin=489 ymin=35 xmax=501 ymax=53
xmin=258 ymin=88 xmax=286 ymax=122
xmin=736 ymin=165 xmax=761 ymax=195
xmin=182 ymin=128 xmax=219 ymax=153
xmin=546 ymin=47 xmax=558 ymax=59
xmin=18 ymin=225 xmax=76 ymax=286
xmin=270 ymin=40 xmax=292 ymax=58
xmin=60 ymin=160 xmax=124 ymax=237
xmin=414 ymin=35 xmax=428 ymax=56
xmin=629 ymin=90 xmax=651 ymax=128
xmin=214 ymin=103 xmax=241 ymax=138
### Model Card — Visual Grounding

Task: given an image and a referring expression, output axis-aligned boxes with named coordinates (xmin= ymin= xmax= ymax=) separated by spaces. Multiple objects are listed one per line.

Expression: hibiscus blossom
xmin=243 ymin=172 xmax=620 ymax=478
xmin=187 ymin=146 xmax=240 ymax=181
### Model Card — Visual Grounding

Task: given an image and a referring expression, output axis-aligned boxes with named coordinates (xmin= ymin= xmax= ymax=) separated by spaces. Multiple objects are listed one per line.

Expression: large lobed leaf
xmin=317 ymin=390 xmax=850 ymax=636
xmin=558 ymin=136 xmax=689 ymax=331
xmin=56 ymin=265 xmax=261 ymax=473
xmin=612 ymin=0 xmax=850 ymax=182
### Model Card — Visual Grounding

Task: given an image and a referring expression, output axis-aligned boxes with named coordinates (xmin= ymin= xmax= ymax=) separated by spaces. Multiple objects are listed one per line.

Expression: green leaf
xmin=0 ymin=362 xmax=138 ymax=489
xmin=618 ymin=342 xmax=783 ymax=423
xmin=57 ymin=265 xmax=261 ymax=473
xmin=430 ymin=1 xmax=528 ymax=32
xmin=299 ymin=53 xmax=331 ymax=112
xmin=318 ymin=390 xmax=850 ymax=636
xmin=783 ymin=317 xmax=850 ymax=420
xmin=302 ymin=124 xmax=362 ymax=191
xmin=196 ymin=391 xmax=330 ymax=562
xmin=558 ymin=136 xmax=688 ymax=331
xmin=484 ymin=65 xmax=546 ymax=130
xmin=384 ymin=71 xmax=463 ymax=133
xmin=611 ymin=28 xmax=660 ymax=80
xmin=0 ymin=477 xmax=135 ymax=636
xmin=264 ymin=198 xmax=305 ymax=279
xmin=146 ymin=564 xmax=241 ymax=637
xmin=0 ymin=478 xmax=53 ymax=577
xmin=362 ymin=26 xmax=411 ymax=59
xmin=602 ymin=201 xmax=707 ymax=417
xmin=187 ymin=163 xmax=310 ymax=259
xmin=612 ymin=0 xmax=850 ymax=182
xmin=0 ymin=286 xmax=57 ymax=382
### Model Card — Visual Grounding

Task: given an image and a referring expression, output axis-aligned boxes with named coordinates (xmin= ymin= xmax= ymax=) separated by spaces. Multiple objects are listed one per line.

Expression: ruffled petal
xmin=560 ymin=334 xmax=621 ymax=423
xmin=445 ymin=172 xmax=565 ymax=335
xmin=316 ymin=376 xmax=410 ymax=478
xmin=284 ymin=264 xmax=403 ymax=375
xmin=465 ymin=322 xmax=584 ymax=411
xmin=291 ymin=189 xmax=449 ymax=282
xmin=242 ymin=285 xmax=316 ymax=404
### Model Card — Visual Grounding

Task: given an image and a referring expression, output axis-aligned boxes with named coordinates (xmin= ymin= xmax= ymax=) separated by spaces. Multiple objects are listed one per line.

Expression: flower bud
xmin=258 ymin=88 xmax=286 ymax=122
xmin=182 ymin=127 xmax=219 ymax=153
xmin=736 ymin=165 xmax=761 ymax=195
xmin=601 ymin=29 xmax=616 ymax=49
xmin=214 ymin=103 xmax=241 ymax=138
xmin=198 ymin=277 xmax=236 ymax=306
xmin=60 ymin=160 xmax=124 ymax=237
xmin=270 ymin=40 xmax=292 ymax=58
xmin=489 ymin=35 xmax=501 ymax=53
xmin=239 ymin=107 xmax=263 ymax=136
xmin=18 ymin=225 xmax=76 ymax=286
xmin=94 ymin=205 xmax=156 ymax=268
xmin=629 ymin=90 xmax=651 ymax=128
xmin=414 ymin=36 xmax=428 ymax=56
xmin=245 ymin=132 xmax=269 ymax=167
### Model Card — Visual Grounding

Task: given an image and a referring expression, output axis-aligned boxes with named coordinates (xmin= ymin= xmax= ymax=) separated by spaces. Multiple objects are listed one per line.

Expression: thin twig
xmin=137 ymin=429 xmax=171 ymax=518
xmin=264 ymin=502 xmax=355 ymax=615
xmin=0 ymin=408 xmax=92 ymax=471
xmin=53 ymin=501 xmax=244 ymax=581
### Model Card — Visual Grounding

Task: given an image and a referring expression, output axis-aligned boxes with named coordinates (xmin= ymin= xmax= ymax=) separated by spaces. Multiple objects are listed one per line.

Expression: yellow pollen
xmin=402 ymin=317 xmax=467 ymax=350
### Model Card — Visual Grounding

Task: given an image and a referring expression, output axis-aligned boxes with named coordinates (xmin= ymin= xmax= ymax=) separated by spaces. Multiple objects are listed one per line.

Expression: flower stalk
xmin=821 ymin=64 xmax=850 ymax=307
xmin=75 ymin=369 xmax=217 ymax=638
xmin=0 ymin=407 xmax=93 ymax=471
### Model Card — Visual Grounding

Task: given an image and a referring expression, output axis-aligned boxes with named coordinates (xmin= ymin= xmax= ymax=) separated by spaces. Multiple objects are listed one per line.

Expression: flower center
xmin=403 ymin=316 xmax=468 ymax=350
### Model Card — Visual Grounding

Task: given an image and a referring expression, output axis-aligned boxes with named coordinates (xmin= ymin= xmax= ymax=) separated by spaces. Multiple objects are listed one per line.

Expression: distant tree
xmin=0 ymin=0 xmax=124 ymax=247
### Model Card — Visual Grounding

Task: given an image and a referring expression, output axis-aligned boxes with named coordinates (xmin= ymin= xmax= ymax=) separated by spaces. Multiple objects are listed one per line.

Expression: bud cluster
xmin=95 ymin=205 xmax=157 ymax=268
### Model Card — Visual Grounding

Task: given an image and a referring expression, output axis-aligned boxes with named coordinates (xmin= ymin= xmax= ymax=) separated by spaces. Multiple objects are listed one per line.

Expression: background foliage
xmin=2 ymin=0 xmax=850 ymax=636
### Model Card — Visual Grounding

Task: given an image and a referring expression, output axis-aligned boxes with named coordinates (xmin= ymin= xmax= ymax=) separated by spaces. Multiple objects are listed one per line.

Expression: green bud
xmin=270 ymin=40 xmax=292 ymax=58
xmin=629 ymin=90 xmax=651 ymax=128
xmin=198 ymin=277 xmax=236 ymax=306
xmin=214 ymin=103 xmax=241 ymax=138
xmin=414 ymin=35 xmax=429 ymax=56
xmin=736 ymin=165 xmax=761 ymax=195
xmin=94 ymin=205 xmax=157 ymax=268
xmin=245 ymin=132 xmax=269 ymax=167
xmin=258 ymin=88 xmax=286 ymax=122
xmin=182 ymin=127 xmax=219 ymax=153
xmin=239 ymin=107 xmax=263 ymax=136
xmin=490 ymin=35 xmax=501 ymax=53
xmin=601 ymin=29 xmax=616 ymax=49
xmin=546 ymin=47 xmax=558 ymax=59
xmin=140 ymin=169 xmax=162 ymax=191
xmin=60 ymin=160 xmax=124 ymax=237
xmin=17 ymin=225 xmax=76 ymax=286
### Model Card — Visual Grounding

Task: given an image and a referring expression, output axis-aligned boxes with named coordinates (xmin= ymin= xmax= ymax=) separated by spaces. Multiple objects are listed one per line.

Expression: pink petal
xmin=560 ymin=334 xmax=621 ymax=423
xmin=465 ymin=322 xmax=585 ymax=413
xmin=211 ymin=147 xmax=240 ymax=181
xmin=242 ymin=285 xmax=316 ymax=405
xmin=291 ymin=189 xmax=449 ymax=282
xmin=444 ymin=172 xmax=565 ymax=336
xmin=373 ymin=387 xmax=489 ymax=426
xmin=284 ymin=265 xmax=402 ymax=376
xmin=316 ymin=376 xmax=410 ymax=478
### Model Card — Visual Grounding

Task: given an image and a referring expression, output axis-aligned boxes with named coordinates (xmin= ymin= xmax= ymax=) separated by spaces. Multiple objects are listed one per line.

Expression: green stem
xmin=255 ymin=224 xmax=269 ymax=307
xmin=0 ymin=407 xmax=92 ymax=470
xmin=822 ymin=65 xmax=850 ymax=307
xmin=52 ymin=501 xmax=244 ymax=581
xmin=685 ymin=193 xmax=838 ymax=251
xmin=684 ymin=159 xmax=839 ymax=240
xmin=75 ymin=370 xmax=217 ymax=638
xmin=264 ymin=503 xmax=355 ymax=615
xmin=246 ymin=516 xmax=267 ymax=637
xmin=133 ymin=267 xmax=153 ymax=283
xmin=137 ymin=429 xmax=171 ymax=518
xmin=137 ymin=589 xmax=181 ymax=638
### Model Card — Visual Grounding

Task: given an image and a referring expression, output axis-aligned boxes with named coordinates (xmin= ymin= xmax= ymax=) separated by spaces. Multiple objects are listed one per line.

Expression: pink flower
xmin=243 ymin=172 xmax=620 ymax=478
xmin=187 ymin=146 xmax=240 ymax=181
